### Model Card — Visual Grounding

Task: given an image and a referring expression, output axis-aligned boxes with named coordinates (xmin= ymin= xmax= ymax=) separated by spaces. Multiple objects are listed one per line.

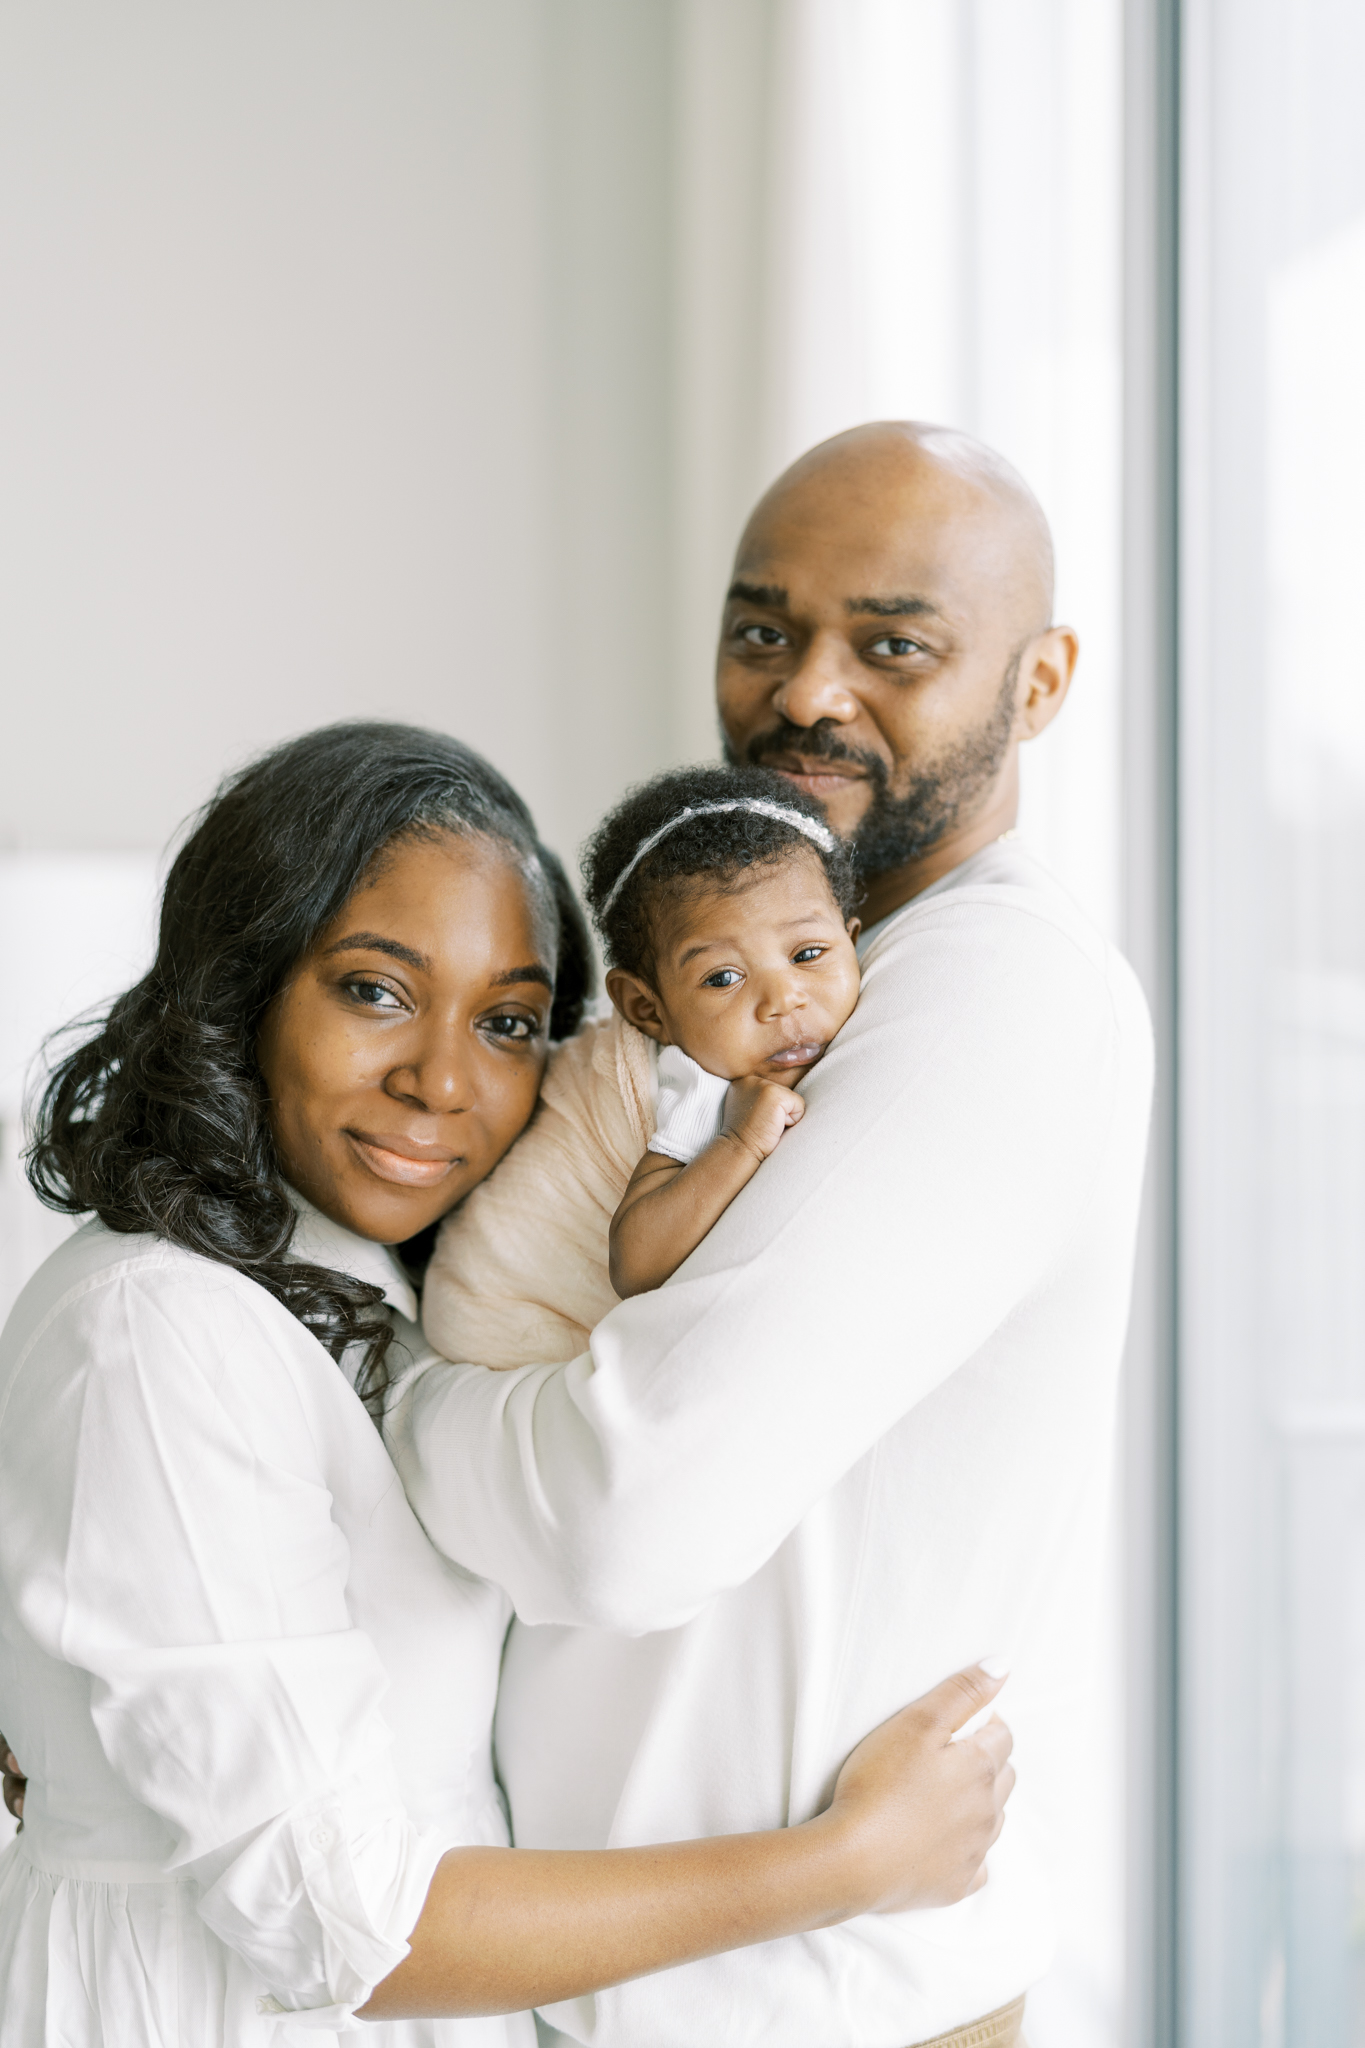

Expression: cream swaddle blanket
xmin=423 ymin=1009 xmax=656 ymax=1368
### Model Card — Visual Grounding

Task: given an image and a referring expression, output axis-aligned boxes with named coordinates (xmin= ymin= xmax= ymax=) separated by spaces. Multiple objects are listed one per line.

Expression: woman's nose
xmin=771 ymin=636 xmax=861 ymax=729
xmin=384 ymin=1028 xmax=475 ymax=1114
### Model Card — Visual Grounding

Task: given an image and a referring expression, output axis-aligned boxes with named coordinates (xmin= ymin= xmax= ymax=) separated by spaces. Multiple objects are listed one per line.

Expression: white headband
xmin=599 ymin=798 xmax=837 ymax=917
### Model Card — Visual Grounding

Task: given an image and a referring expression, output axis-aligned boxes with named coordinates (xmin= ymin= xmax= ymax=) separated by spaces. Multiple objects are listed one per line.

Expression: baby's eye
xmin=702 ymin=968 xmax=744 ymax=989
xmin=792 ymin=945 xmax=826 ymax=964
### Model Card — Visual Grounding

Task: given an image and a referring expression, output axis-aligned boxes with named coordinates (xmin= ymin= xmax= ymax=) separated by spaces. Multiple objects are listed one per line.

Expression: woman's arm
xmin=361 ymin=1664 xmax=1011 ymax=2020
xmin=609 ymin=1076 xmax=803 ymax=1297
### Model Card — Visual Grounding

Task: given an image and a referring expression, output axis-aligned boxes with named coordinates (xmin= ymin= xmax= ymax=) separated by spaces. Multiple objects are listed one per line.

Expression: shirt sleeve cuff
xmin=196 ymin=1778 xmax=452 ymax=2020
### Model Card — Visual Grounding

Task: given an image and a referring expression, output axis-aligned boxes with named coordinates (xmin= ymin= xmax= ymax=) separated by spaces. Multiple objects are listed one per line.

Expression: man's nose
xmin=771 ymin=633 xmax=861 ymax=729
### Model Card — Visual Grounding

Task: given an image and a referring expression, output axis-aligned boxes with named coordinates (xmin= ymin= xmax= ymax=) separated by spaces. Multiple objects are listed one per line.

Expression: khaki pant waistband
xmin=906 ymin=1994 xmax=1027 ymax=2048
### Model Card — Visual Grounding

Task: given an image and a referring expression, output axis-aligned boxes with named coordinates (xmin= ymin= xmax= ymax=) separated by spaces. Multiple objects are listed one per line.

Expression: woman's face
xmin=257 ymin=830 xmax=555 ymax=1244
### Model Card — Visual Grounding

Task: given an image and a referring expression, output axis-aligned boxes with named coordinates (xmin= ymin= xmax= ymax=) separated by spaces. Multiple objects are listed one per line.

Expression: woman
xmin=0 ymin=722 xmax=1012 ymax=2045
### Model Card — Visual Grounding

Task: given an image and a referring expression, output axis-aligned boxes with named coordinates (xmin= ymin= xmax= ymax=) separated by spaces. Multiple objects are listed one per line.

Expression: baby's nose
xmin=762 ymin=976 xmax=807 ymax=1016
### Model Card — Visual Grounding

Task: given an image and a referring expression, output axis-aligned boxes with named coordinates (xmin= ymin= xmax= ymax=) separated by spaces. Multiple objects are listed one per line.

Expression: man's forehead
xmin=727 ymin=527 xmax=977 ymax=626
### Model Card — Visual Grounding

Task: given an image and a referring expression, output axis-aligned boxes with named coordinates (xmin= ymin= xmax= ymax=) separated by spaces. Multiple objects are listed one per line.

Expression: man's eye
xmin=868 ymin=635 xmax=923 ymax=657
xmin=792 ymin=945 xmax=826 ymax=963
xmin=484 ymin=1013 xmax=537 ymax=1041
xmin=344 ymin=976 xmax=406 ymax=1010
xmin=702 ymin=968 xmax=744 ymax=989
xmin=739 ymin=624 xmax=788 ymax=648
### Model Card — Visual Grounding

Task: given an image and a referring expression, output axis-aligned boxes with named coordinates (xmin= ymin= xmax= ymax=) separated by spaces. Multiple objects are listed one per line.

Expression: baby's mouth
xmin=765 ymin=1039 xmax=826 ymax=1069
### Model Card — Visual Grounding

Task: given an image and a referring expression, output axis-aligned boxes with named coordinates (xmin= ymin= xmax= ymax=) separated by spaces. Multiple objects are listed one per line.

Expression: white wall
xmin=0 ymin=0 xmax=686 ymax=867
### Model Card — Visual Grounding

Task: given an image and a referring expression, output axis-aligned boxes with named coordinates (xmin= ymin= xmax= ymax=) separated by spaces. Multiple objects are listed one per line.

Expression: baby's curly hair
xmin=583 ymin=764 xmax=858 ymax=983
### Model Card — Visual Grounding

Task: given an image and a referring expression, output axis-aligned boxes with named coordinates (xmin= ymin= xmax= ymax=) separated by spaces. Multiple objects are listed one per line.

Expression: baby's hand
xmin=720 ymin=1075 xmax=805 ymax=1164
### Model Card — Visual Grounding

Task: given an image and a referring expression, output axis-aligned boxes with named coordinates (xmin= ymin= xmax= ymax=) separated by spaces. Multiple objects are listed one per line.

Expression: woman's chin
xmin=306 ymin=1168 xmax=466 ymax=1248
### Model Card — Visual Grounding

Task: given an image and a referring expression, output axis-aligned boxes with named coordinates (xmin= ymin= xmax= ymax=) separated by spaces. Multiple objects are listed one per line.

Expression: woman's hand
xmin=1 ymin=1735 xmax=25 ymax=1827
xmin=819 ymin=1664 xmax=1013 ymax=1914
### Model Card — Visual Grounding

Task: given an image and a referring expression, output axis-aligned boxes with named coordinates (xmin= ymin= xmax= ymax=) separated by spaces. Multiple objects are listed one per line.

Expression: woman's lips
xmin=345 ymin=1131 xmax=462 ymax=1187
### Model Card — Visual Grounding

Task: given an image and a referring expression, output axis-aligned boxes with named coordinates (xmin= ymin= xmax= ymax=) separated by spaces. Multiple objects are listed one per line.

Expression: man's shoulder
xmin=861 ymin=843 xmax=1152 ymax=1046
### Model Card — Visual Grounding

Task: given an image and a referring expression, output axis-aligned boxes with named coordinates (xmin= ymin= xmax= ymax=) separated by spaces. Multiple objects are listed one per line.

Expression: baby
xmin=422 ymin=764 xmax=861 ymax=1367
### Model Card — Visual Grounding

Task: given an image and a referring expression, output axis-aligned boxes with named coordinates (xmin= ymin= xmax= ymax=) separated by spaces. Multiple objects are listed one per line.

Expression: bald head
xmin=715 ymin=420 xmax=1077 ymax=919
xmin=741 ymin=421 xmax=1055 ymax=645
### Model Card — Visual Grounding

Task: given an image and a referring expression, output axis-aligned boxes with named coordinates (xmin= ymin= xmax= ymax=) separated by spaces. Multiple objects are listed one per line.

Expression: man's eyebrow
xmin=324 ymin=932 xmax=430 ymax=972
xmin=845 ymin=594 xmax=941 ymax=619
xmin=726 ymin=579 xmax=789 ymax=609
xmin=490 ymin=963 xmax=553 ymax=990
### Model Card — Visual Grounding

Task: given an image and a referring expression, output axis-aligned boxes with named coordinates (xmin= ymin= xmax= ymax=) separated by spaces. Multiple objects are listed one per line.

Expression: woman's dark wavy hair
xmin=27 ymin=720 xmax=592 ymax=1416
xmin=582 ymin=762 xmax=857 ymax=984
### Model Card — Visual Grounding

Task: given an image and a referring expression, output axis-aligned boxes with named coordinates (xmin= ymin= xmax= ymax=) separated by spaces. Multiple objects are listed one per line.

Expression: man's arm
xmin=391 ymin=898 xmax=1143 ymax=1630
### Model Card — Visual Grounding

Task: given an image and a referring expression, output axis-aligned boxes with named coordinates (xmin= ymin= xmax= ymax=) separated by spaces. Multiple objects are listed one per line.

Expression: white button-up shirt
xmin=390 ymin=843 xmax=1154 ymax=2048
xmin=0 ymin=1201 xmax=526 ymax=2048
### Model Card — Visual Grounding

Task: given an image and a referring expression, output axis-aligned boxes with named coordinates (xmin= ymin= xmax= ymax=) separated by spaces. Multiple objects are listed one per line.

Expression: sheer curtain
xmin=1179 ymin=0 xmax=1365 ymax=2038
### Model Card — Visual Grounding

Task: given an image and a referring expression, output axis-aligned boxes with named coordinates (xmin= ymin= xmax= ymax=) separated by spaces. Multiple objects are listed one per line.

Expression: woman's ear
xmin=605 ymin=968 xmax=670 ymax=1044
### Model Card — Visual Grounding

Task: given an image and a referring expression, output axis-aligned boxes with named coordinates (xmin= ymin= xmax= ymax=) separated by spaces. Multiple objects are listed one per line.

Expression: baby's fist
xmin=721 ymin=1075 xmax=805 ymax=1162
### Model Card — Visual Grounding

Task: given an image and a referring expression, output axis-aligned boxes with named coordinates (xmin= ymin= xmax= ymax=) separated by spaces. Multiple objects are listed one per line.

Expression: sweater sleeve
xmin=0 ymin=1264 xmax=446 ymax=2021
xmin=390 ymin=896 xmax=1144 ymax=1633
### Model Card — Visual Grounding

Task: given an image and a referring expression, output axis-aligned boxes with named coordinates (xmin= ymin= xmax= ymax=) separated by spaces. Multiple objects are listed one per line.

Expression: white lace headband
xmin=599 ymin=798 xmax=837 ymax=917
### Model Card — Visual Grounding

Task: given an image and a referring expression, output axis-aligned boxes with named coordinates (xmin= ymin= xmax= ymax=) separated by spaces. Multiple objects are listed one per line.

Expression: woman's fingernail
xmin=980 ymin=1655 xmax=1011 ymax=1679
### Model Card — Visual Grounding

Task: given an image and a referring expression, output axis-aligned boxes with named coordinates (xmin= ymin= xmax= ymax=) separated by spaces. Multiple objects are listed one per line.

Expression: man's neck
xmin=854 ymin=783 xmax=1019 ymax=931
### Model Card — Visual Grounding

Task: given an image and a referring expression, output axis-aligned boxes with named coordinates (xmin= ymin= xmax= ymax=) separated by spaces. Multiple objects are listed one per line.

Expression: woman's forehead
xmin=329 ymin=829 xmax=554 ymax=972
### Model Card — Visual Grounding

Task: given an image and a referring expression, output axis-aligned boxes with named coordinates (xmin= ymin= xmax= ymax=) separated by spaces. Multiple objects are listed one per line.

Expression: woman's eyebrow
xmin=491 ymin=964 xmax=553 ymax=990
xmin=324 ymin=931 xmax=429 ymax=971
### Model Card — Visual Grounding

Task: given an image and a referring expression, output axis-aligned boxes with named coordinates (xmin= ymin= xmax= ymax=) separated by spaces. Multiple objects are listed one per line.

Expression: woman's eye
xmin=792 ymin=945 xmax=826 ymax=963
xmin=868 ymin=634 xmax=923 ymax=658
xmin=344 ymin=976 xmax=406 ymax=1010
xmin=702 ymin=968 xmax=744 ymax=989
xmin=483 ymin=1013 xmax=538 ymax=1042
xmin=739 ymin=623 xmax=788 ymax=648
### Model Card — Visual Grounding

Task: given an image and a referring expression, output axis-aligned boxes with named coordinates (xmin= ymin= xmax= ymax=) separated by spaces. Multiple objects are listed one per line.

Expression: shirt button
xmin=310 ymin=1823 xmax=335 ymax=1851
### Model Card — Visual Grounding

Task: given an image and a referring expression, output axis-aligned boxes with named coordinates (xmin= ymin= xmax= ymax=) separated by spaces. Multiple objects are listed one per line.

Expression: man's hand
xmin=1 ymin=1735 xmax=25 ymax=1828
xmin=721 ymin=1075 xmax=805 ymax=1164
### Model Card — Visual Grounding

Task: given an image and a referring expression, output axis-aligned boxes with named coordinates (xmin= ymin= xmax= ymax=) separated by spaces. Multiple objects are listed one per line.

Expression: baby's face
xmin=612 ymin=852 xmax=861 ymax=1084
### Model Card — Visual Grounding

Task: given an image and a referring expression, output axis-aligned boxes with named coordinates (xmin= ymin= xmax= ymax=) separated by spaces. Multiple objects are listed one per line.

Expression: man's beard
xmin=725 ymin=655 xmax=1020 ymax=879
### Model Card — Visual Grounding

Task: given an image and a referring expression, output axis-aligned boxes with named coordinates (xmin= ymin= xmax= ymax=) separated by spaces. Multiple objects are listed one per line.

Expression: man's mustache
xmin=740 ymin=718 xmax=889 ymax=785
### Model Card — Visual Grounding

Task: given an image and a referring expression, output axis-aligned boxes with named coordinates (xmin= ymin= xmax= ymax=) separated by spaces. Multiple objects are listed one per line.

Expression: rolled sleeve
xmin=198 ymin=1774 xmax=448 ymax=2023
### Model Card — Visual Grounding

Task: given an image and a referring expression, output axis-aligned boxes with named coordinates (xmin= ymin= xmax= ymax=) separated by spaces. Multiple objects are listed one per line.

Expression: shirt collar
xmin=856 ymin=839 xmax=1021 ymax=960
xmin=287 ymin=1191 xmax=420 ymax=1324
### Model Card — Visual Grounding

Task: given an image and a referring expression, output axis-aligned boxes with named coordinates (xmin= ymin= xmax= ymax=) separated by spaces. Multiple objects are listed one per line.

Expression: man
xmin=392 ymin=422 xmax=1153 ymax=2047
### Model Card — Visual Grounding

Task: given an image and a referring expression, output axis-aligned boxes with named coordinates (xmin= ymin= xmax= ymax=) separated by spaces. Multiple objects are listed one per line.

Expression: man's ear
xmin=1015 ymin=624 xmax=1079 ymax=740
xmin=605 ymin=968 xmax=670 ymax=1044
